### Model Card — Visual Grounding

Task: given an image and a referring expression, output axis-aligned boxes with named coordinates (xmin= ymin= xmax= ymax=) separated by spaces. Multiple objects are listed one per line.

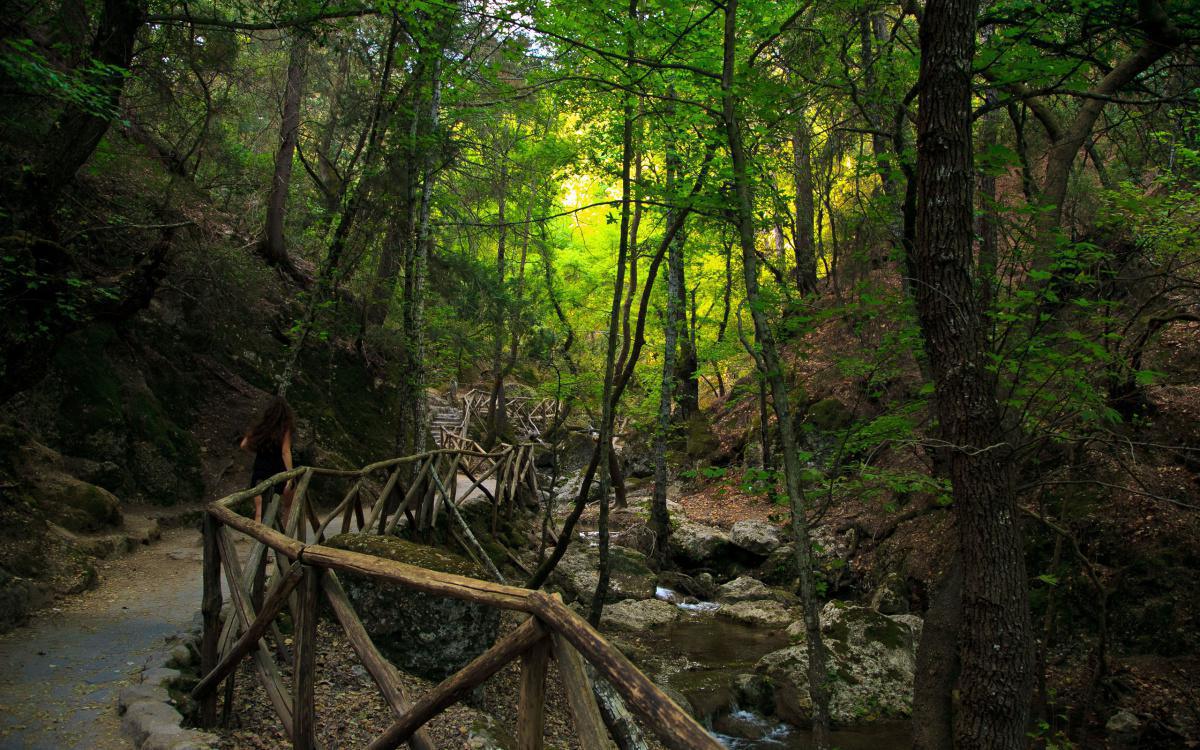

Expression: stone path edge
xmin=117 ymin=611 xmax=218 ymax=750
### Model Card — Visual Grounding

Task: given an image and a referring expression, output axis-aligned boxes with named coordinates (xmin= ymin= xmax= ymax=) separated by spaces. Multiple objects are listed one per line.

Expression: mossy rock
xmin=326 ymin=533 xmax=483 ymax=577
xmin=684 ymin=413 xmax=720 ymax=459
xmin=34 ymin=473 xmax=123 ymax=532
xmin=805 ymin=397 xmax=852 ymax=431
xmin=324 ymin=533 xmax=499 ymax=681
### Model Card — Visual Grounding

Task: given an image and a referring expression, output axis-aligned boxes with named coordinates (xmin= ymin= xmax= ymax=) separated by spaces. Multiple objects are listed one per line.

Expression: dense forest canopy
xmin=2 ymin=0 xmax=1199 ymax=748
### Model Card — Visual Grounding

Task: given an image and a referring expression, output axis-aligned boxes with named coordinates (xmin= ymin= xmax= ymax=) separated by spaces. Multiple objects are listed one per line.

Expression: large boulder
xmin=669 ymin=521 xmax=733 ymax=568
xmin=716 ymin=576 xmax=794 ymax=605
xmin=756 ymin=544 xmax=799 ymax=586
xmin=33 ymin=472 xmax=122 ymax=533
xmin=600 ymin=598 xmax=680 ymax=632
xmin=325 ymin=534 xmax=500 ymax=681
xmin=868 ymin=573 xmax=910 ymax=615
xmin=553 ymin=544 xmax=656 ymax=604
xmin=730 ymin=520 xmax=784 ymax=557
xmin=718 ymin=600 xmax=794 ymax=629
xmin=758 ymin=602 xmax=921 ymax=725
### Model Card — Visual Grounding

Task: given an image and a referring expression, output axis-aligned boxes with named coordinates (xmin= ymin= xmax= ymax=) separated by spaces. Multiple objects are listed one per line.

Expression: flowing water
xmin=634 ymin=589 xmax=912 ymax=750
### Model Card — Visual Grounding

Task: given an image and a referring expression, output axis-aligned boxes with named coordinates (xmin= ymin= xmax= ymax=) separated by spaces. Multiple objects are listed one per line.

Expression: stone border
xmin=118 ymin=612 xmax=218 ymax=750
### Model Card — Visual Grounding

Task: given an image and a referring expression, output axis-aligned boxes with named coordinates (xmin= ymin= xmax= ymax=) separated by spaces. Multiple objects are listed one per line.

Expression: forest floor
xmin=0 ymin=525 xmax=249 ymax=750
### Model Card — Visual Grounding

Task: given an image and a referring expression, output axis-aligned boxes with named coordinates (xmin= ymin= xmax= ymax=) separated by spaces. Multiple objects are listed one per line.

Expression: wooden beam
xmin=215 ymin=527 xmax=296 ymax=739
xmin=322 ymin=571 xmax=436 ymax=750
xmin=199 ymin=513 xmax=222 ymax=727
xmin=208 ymin=503 xmax=305 ymax=560
xmin=365 ymin=617 xmax=547 ymax=750
xmin=298 ymin=544 xmax=534 ymax=612
xmin=293 ymin=566 xmax=319 ymax=750
xmin=518 ymin=637 xmax=551 ymax=750
xmin=193 ymin=561 xmax=304 ymax=700
xmin=551 ymin=633 xmax=613 ymax=750
xmin=532 ymin=593 xmax=720 ymax=750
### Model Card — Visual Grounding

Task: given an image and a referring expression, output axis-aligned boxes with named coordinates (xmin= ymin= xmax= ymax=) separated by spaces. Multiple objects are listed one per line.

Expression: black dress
xmin=250 ymin=438 xmax=287 ymax=496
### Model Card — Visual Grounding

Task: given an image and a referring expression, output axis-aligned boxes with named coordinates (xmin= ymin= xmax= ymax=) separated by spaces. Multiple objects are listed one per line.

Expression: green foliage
xmin=0 ymin=38 xmax=127 ymax=120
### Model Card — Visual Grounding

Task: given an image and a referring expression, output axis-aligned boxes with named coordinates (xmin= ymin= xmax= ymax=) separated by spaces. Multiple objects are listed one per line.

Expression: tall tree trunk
xmin=912 ymin=3 xmax=1034 ymax=749
xmin=488 ymin=153 xmax=511 ymax=445
xmin=587 ymin=0 xmax=638 ymax=628
xmin=792 ymin=113 xmax=817 ymax=294
xmin=398 ymin=34 xmax=445 ymax=457
xmin=277 ymin=18 xmax=401 ymax=396
xmin=650 ymin=104 xmax=686 ymax=567
xmin=261 ymin=35 xmax=309 ymax=282
xmin=32 ymin=0 xmax=146 ymax=207
xmin=721 ymin=1 xmax=832 ymax=746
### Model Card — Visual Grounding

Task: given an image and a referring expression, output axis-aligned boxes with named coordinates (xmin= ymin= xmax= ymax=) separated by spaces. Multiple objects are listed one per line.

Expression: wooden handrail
xmin=199 ymin=445 xmax=721 ymax=750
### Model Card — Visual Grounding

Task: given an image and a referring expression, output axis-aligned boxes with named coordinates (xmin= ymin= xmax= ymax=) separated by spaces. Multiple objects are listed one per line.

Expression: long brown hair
xmin=245 ymin=396 xmax=294 ymax=450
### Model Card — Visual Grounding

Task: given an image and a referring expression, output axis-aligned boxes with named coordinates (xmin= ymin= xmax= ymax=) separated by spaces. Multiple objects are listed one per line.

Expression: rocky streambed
xmin=555 ymin=507 xmax=919 ymax=750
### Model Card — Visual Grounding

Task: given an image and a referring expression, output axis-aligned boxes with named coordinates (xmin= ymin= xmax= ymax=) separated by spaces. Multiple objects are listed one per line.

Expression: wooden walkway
xmin=192 ymin=446 xmax=721 ymax=750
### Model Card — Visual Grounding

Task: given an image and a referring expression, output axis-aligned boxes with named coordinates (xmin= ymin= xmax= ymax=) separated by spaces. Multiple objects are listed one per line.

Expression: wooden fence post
xmin=199 ymin=512 xmax=222 ymax=727
xmin=518 ymin=637 xmax=550 ymax=750
xmin=551 ymin=633 xmax=613 ymax=750
xmin=293 ymin=565 xmax=320 ymax=750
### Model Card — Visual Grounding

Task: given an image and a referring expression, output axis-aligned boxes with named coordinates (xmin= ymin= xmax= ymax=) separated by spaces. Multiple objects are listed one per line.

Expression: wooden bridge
xmin=192 ymin=444 xmax=721 ymax=750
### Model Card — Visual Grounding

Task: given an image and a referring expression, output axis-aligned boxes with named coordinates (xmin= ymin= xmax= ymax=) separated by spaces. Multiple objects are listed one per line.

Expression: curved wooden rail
xmin=195 ymin=450 xmax=721 ymax=750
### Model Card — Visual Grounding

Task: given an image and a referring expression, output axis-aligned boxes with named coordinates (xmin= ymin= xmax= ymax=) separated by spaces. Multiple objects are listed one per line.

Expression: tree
xmin=911 ymin=2 xmax=1034 ymax=748
xmin=260 ymin=33 xmax=309 ymax=283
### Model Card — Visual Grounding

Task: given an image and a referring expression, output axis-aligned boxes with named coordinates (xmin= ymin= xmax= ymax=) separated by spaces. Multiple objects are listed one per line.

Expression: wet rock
xmin=326 ymin=533 xmax=500 ymax=681
xmin=730 ymin=520 xmax=784 ymax=557
xmin=716 ymin=576 xmax=794 ymax=605
xmin=669 ymin=521 xmax=733 ymax=567
xmin=719 ymin=600 xmax=794 ymax=629
xmin=760 ymin=601 xmax=921 ymax=724
xmin=713 ymin=709 xmax=776 ymax=740
xmin=662 ymin=571 xmax=715 ymax=600
xmin=601 ymin=598 xmax=680 ymax=632
xmin=732 ymin=673 xmax=775 ymax=715
xmin=553 ymin=544 xmax=656 ymax=604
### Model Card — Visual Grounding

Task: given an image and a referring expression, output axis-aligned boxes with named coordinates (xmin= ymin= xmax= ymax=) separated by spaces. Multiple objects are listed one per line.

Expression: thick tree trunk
xmin=913 ymin=3 xmax=1034 ymax=749
xmin=912 ymin=560 xmax=962 ymax=750
xmin=261 ymin=36 xmax=309 ymax=281
xmin=33 ymin=0 xmax=146 ymax=206
xmin=722 ymin=2 xmax=832 ymax=746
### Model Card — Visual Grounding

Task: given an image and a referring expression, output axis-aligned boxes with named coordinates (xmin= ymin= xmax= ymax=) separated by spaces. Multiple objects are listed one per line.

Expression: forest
xmin=0 ymin=1 xmax=1198 ymax=749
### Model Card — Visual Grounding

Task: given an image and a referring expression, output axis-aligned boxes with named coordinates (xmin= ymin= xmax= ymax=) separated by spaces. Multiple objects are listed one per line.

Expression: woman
xmin=240 ymin=396 xmax=295 ymax=524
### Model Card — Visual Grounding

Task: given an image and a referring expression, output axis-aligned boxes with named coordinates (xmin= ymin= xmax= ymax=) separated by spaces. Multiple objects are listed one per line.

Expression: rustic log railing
xmin=457 ymin=387 xmax=559 ymax=442
xmin=194 ymin=450 xmax=721 ymax=750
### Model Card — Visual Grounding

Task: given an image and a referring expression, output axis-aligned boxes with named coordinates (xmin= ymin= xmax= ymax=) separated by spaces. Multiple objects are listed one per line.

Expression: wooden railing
xmin=193 ymin=451 xmax=721 ymax=750
xmin=457 ymin=387 xmax=559 ymax=442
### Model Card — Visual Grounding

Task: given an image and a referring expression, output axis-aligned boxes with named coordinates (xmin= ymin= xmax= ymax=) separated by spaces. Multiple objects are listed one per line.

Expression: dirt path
xmin=0 ymin=526 xmax=249 ymax=750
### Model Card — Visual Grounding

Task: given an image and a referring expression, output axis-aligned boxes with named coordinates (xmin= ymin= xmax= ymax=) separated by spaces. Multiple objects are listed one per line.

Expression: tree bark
xmin=792 ymin=114 xmax=817 ymax=294
xmin=260 ymin=35 xmax=309 ymax=282
xmin=913 ymin=3 xmax=1034 ymax=749
xmin=33 ymin=0 xmax=146 ymax=207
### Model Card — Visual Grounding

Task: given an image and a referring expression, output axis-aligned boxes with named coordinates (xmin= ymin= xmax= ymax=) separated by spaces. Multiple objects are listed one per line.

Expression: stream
xmin=630 ymin=589 xmax=912 ymax=750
